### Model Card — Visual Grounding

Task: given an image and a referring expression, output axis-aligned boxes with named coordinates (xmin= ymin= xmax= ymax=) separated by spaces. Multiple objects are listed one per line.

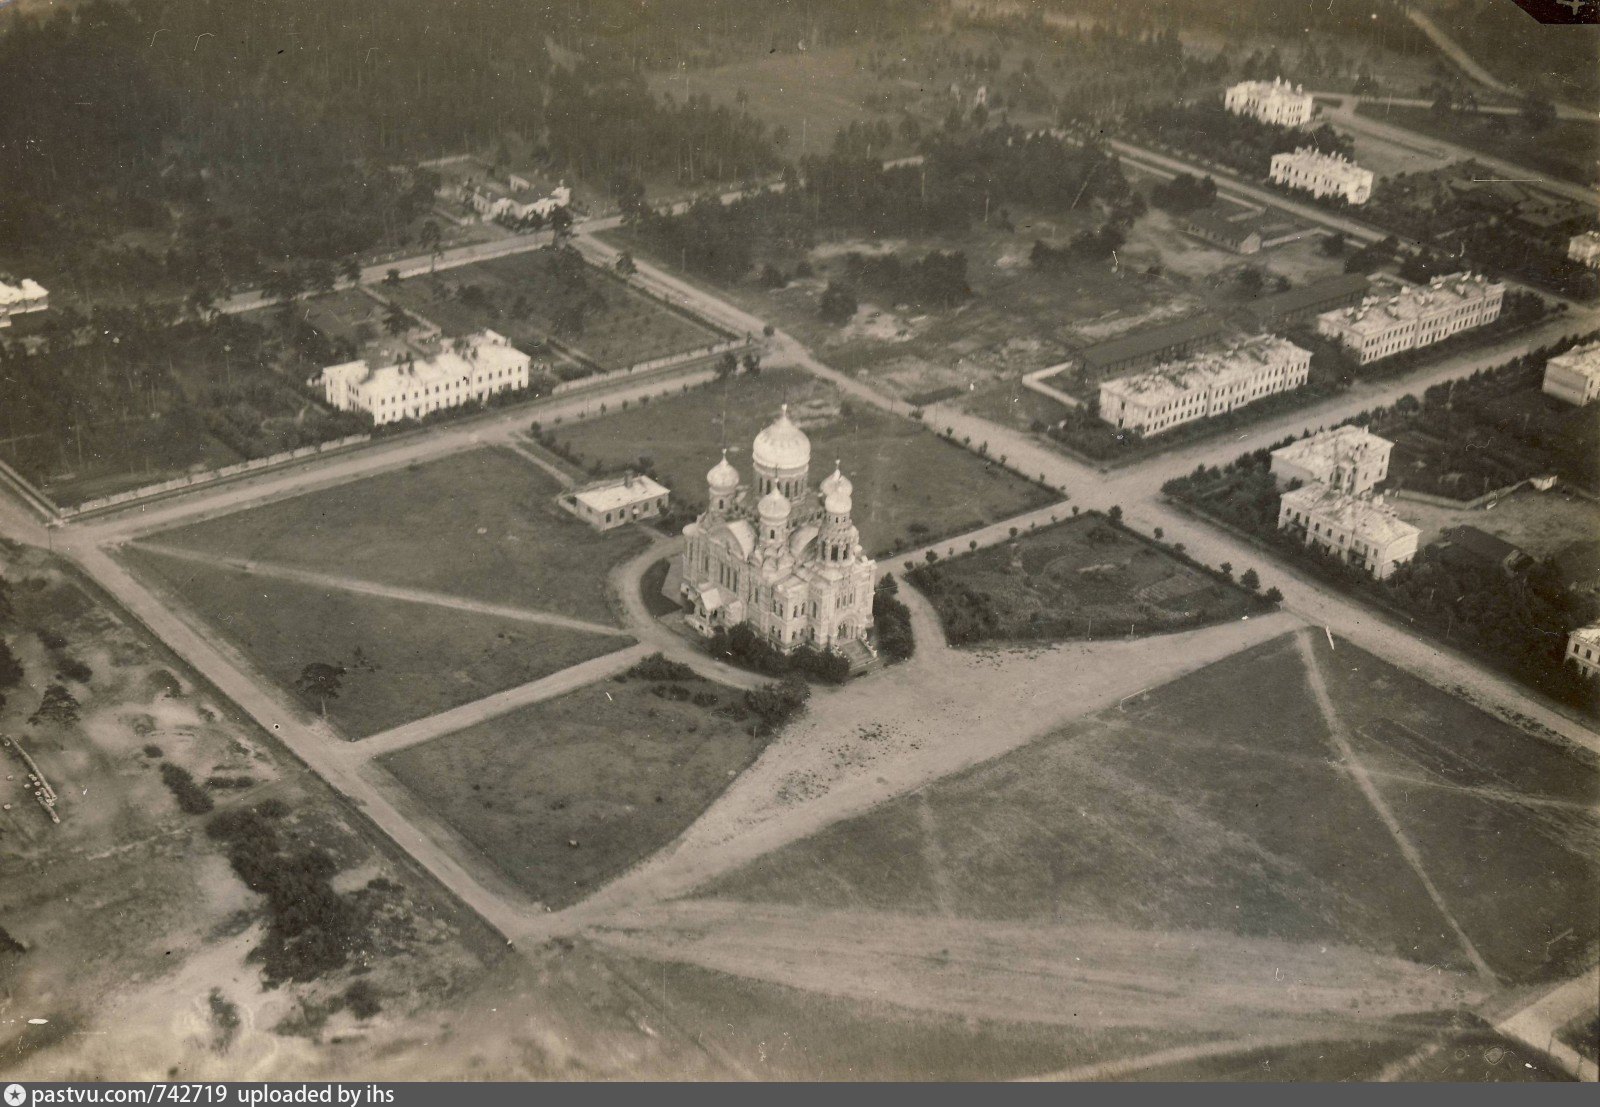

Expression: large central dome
xmin=751 ymin=404 xmax=811 ymax=472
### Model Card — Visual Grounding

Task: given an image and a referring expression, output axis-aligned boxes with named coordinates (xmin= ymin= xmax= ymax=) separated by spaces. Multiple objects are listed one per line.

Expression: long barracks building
xmin=1097 ymin=334 xmax=1311 ymax=438
xmin=1314 ymin=272 xmax=1504 ymax=365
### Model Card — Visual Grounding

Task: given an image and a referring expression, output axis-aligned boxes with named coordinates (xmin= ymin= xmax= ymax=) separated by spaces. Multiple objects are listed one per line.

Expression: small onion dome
xmin=819 ymin=461 xmax=852 ymax=501
xmin=706 ymin=450 xmax=739 ymax=492
xmin=752 ymin=404 xmax=811 ymax=471
xmin=758 ymin=486 xmax=792 ymax=522
xmin=824 ymin=488 xmax=852 ymax=517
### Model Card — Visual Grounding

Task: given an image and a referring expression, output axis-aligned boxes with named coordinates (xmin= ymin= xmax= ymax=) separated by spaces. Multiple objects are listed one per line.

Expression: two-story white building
xmin=1277 ymin=483 xmax=1420 ymax=580
xmin=1270 ymin=426 xmax=1394 ymax=496
xmin=1542 ymin=341 xmax=1600 ymax=406
xmin=1224 ymin=78 xmax=1315 ymax=127
xmin=1315 ymin=273 xmax=1504 ymax=365
xmin=1269 ymin=147 xmax=1373 ymax=205
xmin=319 ymin=330 xmax=531 ymax=426
xmin=1097 ymin=334 xmax=1311 ymax=437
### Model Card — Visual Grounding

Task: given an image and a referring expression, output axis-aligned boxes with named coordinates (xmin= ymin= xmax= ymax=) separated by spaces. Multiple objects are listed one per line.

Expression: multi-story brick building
xmin=1270 ymin=426 xmax=1394 ymax=496
xmin=319 ymin=330 xmax=531 ymax=425
xmin=1097 ymin=334 xmax=1311 ymax=437
xmin=1269 ymin=148 xmax=1374 ymax=204
xmin=1277 ymin=484 xmax=1420 ymax=580
xmin=1542 ymin=340 xmax=1600 ymax=406
xmin=1315 ymin=273 xmax=1504 ymax=364
xmin=1224 ymin=78 xmax=1315 ymax=127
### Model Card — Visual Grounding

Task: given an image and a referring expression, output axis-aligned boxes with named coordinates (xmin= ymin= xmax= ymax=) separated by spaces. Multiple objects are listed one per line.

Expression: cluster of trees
xmin=872 ymin=577 xmax=915 ymax=663
xmin=1149 ymin=172 xmax=1218 ymax=214
xmin=1356 ymin=173 xmax=1599 ymax=301
xmin=632 ymin=129 xmax=1127 ymax=285
xmin=1135 ymin=101 xmax=1354 ymax=178
xmin=1030 ymin=224 xmax=1127 ymax=270
xmin=741 ymin=677 xmax=812 ymax=737
xmin=841 ymin=250 xmax=971 ymax=310
xmin=0 ymin=308 xmax=368 ymax=492
xmin=0 ymin=0 xmax=793 ymax=308
xmin=160 ymin=763 xmax=215 ymax=816
xmin=706 ymin=623 xmax=852 ymax=684
xmin=208 ymin=804 xmax=363 ymax=984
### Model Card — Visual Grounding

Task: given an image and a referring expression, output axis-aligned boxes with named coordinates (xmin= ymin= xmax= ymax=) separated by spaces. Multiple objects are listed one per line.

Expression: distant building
xmin=1565 ymin=625 xmax=1600 ymax=681
xmin=1542 ymin=341 xmax=1600 ymax=406
xmin=565 ymin=473 xmax=671 ymax=531
xmin=1269 ymin=148 xmax=1373 ymax=205
xmin=1243 ymin=273 xmax=1370 ymax=330
xmin=319 ymin=330 xmax=530 ymax=426
xmin=455 ymin=177 xmax=572 ymax=225
xmin=1270 ymin=425 xmax=1394 ymax=496
xmin=1224 ymin=78 xmax=1315 ymax=127
xmin=1183 ymin=209 xmax=1262 ymax=255
xmin=0 ymin=278 xmax=48 ymax=328
xmin=1437 ymin=526 xmax=1533 ymax=576
xmin=1315 ymin=272 xmax=1504 ymax=364
xmin=1079 ymin=315 xmax=1226 ymax=376
xmin=1098 ymin=334 xmax=1311 ymax=437
xmin=1277 ymin=484 xmax=1419 ymax=580
xmin=1568 ymin=230 xmax=1600 ymax=269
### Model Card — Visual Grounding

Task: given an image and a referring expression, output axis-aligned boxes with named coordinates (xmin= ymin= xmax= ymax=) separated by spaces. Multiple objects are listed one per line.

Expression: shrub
xmin=743 ymin=677 xmax=810 ymax=735
xmin=624 ymin=653 xmax=699 ymax=682
xmin=344 ymin=979 xmax=383 ymax=1020
xmin=161 ymin=763 xmax=215 ymax=815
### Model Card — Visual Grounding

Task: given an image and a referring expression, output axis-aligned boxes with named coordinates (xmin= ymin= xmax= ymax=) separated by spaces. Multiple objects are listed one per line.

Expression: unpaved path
xmin=520 ymin=609 xmax=1301 ymax=937
xmin=590 ymin=899 xmax=1486 ymax=1033
xmin=129 ymin=541 xmax=631 ymax=638
xmin=1298 ymin=630 xmax=1499 ymax=984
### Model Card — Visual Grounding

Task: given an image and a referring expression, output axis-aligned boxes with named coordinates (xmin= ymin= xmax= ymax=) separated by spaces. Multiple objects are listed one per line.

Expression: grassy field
xmin=120 ymin=547 xmax=628 ymax=740
xmin=600 ymin=952 xmax=1217 ymax=1081
xmin=1355 ymin=102 xmax=1599 ymax=187
xmin=383 ymin=249 xmax=723 ymax=372
xmin=708 ymin=631 xmax=1598 ymax=986
xmin=908 ymin=514 xmax=1264 ymax=644
xmin=379 ymin=670 xmax=765 ymax=907
xmin=144 ymin=447 xmax=645 ymax=627
xmin=545 ymin=367 xmax=1054 ymax=557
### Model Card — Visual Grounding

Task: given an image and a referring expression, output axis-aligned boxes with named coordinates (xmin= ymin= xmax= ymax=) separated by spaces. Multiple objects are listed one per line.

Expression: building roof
xmin=1569 ymin=624 xmax=1600 ymax=649
xmin=1080 ymin=314 xmax=1226 ymax=371
xmin=1547 ymin=341 xmax=1600 ymax=382
xmin=1245 ymin=273 xmax=1370 ymax=324
xmin=1440 ymin=525 xmax=1527 ymax=567
xmin=1271 ymin=147 xmax=1372 ymax=182
xmin=1319 ymin=272 xmax=1502 ymax=338
xmin=573 ymin=473 xmax=670 ymax=514
xmin=0 ymin=278 xmax=47 ymax=307
xmin=324 ymin=330 xmax=528 ymax=397
xmin=1280 ymin=484 xmax=1419 ymax=547
xmin=1100 ymin=333 xmax=1308 ymax=409
xmin=1185 ymin=208 xmax=1261 ymax=245
xmin=706 ymin=451 xmax=740 ymax=492
xmin=1271 ymin=425 xmax=1392 ymax=472
xmin=752 ymin=405 xmax=812 ymax=471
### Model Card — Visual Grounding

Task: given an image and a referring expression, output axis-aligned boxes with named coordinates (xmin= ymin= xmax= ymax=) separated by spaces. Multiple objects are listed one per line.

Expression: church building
xmin=679 ymin=406 xmax=876 ymax=664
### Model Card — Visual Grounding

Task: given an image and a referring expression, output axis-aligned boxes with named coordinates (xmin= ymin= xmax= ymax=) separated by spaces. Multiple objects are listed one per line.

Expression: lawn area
xmin=120 ymin=546 xmax=629 ymax=740
xmin=908 ymin=513 xmax=1265 ymax=645
xmin=544 ymin=367 xmax=1054 ymax=557
xmin=383 ymin=248 xmax=725 ymax=373
xmin=707 ymin=631 xmax=1599 ymax=986
xmin=143 ymin=446 xmax=646 ymax=626
xmin=379 ymin=667 xmax=767 ymax=907
xmin=1355 ymin=102 xmax=1599 ymax=188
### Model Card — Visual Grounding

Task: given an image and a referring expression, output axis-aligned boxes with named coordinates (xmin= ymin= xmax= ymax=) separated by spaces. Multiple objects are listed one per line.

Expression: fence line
xmin=550 ymin=338 xmax=751 ymax=395
xmin=60 ymin=435 xmax=371 ymax=518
